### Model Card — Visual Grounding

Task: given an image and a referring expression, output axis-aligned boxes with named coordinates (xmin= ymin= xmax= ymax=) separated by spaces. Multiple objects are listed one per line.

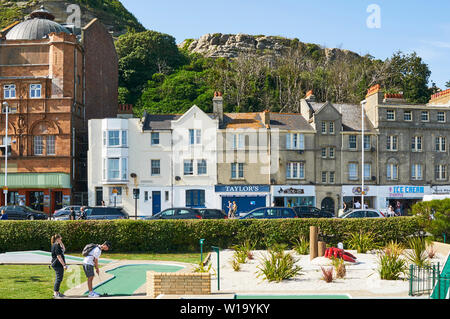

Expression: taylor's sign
xmin=215 ymin=185 xmax=270 ymax=193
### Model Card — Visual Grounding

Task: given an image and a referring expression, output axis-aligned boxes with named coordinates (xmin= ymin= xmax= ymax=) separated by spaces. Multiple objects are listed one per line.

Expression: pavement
xmin=0 ymin=250 xmax=111 ymax=265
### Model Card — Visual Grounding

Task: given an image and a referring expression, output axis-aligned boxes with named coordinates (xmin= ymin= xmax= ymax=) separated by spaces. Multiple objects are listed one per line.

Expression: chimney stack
xmin=261 ymin=110 xmax=270 ymax=128
xmin=213 ymin=91 xmax=224 ymax=124
xmin=305 ymin=90 xmax=315 ymax=102
xmin=118 ymin=104 xmax=134 ymax=119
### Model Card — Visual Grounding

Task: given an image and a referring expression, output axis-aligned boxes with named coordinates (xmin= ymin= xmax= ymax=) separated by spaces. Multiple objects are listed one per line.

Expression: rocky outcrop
xmin=180 ymin=33 xmax=361 ymax=61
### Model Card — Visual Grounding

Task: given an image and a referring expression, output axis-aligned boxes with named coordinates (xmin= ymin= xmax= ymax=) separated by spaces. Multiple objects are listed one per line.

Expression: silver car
xmin=340 ymin=209 xmax=385 ymax=218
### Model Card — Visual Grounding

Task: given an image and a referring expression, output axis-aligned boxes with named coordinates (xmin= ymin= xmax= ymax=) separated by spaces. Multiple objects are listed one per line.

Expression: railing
xmin=409 ymin=263 xmax=440 ymax=297
xmin=409 ymin=262 xmax=450 ymax=299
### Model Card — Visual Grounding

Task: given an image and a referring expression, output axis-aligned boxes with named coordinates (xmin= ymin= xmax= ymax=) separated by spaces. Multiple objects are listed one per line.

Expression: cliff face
xmin=180 ymin=33 xmax=361 ymax=61
xmin=0 ymin=0 xmax=144 ymax=36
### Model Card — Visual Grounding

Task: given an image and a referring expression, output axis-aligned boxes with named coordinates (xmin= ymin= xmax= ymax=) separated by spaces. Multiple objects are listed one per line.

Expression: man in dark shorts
xmin=82 ymin=241 xmax=111 ymax=298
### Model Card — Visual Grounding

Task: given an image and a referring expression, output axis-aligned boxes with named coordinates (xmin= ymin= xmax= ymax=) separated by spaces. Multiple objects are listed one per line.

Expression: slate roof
xmin=142 ymin=114 xmax=181 ymax=131
xmin=304 ymin=100 xmax=376 ymax=133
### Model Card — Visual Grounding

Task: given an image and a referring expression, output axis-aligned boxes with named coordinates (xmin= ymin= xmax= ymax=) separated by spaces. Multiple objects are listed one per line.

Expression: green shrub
xmin=411 ymin=199 xmax=450 ymax=243
xmin=256 ymin=250 xmax=302 ymax=282
xmin=404 ymin=236 xmax=430 ymax=267
xmin=346 ymin=231 xmax=380 ymax=253
xmin=292 ymin=235 xmax=309 ymax=255
xmin=377 ymin=249 xmax=407 ymax=280
xmin=0 ymin=217 xmax=424 ymax=254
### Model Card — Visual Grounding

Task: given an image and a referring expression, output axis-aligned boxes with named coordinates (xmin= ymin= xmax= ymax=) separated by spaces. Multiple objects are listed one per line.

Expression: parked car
xmin=0 ymin=205 xmax=47 ymax=220
xmin=239 ymin=207 xmax=297 ymax=219
xmin=53 ymin=206 xmax=82 ymax=220
xmin=196 ymin=209 xmax=228 ymax=219
xmin=145 ymin=208 xmax=203 ymax=220
xmin=293 ymin=206 xmax=334 ymax=218
xmin=85 ymin=207 xmax=129 ymax=220
xmin=340 ymin=209 xmax=385 ymax=219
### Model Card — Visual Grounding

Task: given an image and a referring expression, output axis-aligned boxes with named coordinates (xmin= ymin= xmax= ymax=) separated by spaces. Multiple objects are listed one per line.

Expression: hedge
xmin=0 ymin=217 xmax=424 ymax=254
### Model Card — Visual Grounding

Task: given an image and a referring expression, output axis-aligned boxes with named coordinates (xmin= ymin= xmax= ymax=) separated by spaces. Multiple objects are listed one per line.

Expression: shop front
xmin=377 ymin=185 xmax=431 ymax=216
xmin=0 ymin=173 xmax=72 ymax=215
xmin=215 ymin=185 xmax=270 ymax=215
xmin=342 ymin=185 xmax=377 ymax=210
xmin=271 ymin=185 xmax=316 ymax=208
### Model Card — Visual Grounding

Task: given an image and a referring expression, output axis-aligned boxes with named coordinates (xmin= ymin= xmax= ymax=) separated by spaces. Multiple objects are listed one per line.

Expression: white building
xmin=88 ymin=105 xmax=219 ymax=217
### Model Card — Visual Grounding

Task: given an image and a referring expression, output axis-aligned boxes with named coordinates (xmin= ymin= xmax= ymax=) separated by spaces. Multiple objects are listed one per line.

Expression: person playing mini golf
xmin=82 ymin=241 xmax=111 ymax=298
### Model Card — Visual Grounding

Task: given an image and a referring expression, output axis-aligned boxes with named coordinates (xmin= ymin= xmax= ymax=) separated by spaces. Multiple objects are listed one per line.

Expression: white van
xmin=423 ymin=194 xmax=450 ymax=202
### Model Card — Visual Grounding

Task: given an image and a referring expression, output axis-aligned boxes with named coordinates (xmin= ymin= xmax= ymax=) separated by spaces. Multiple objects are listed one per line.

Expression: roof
xmin=142 ymin=114 xmax=181 ymax=131
xmin=221 ymin=113 xmax=265 ymax=129
xmin=5 ymin=7 xmax=70 ymax=41
xmin=267 ymin=113 xmax=315 ymax=131
xmin=304 ymin=100 xmax=376 ymax=133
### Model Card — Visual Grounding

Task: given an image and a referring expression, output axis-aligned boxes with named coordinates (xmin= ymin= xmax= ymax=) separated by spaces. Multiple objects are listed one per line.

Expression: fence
xmin=409 ymin=262 xmax=450 ymax=299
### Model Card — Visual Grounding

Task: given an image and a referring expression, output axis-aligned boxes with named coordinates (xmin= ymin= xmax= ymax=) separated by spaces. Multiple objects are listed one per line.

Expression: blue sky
xmin=121 ymin=0 xmax=450 ymax=88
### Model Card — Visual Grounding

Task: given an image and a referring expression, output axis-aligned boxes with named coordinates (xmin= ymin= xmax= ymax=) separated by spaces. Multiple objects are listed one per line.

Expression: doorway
xmin=321 ymin=197 xmax=335 ymax=214
xmin=53 ymin=191 xmax=63 ymax=211
xmin=96 ymin=187 xmax=103 ymax=206
xmin=29 ymin=191 xmax=44 ymax=211
xmin=152 ymin=191 xmax=161 ymax=215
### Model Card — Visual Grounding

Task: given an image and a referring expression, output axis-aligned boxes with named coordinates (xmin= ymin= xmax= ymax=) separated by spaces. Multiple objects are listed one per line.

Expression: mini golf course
xmin=86 ymin=263 xmax=185 ymax=296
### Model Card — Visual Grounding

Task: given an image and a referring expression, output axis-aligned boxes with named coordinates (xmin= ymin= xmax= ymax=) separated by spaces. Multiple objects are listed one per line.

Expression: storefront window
xmin=186 ymin=190 xmax=205 ymax=207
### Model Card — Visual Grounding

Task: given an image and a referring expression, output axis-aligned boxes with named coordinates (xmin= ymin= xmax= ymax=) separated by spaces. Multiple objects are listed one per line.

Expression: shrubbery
xmin=0 ymin=217 xmax=423 ymax=254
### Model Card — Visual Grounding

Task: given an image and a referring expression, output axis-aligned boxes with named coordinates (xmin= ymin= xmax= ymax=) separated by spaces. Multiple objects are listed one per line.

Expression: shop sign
xmin=352 ymin=186 xmax=370 ymax=195
xmin=431 ymin=186 xmax=450 ymax=195
xmin=215 ymin=185 xmax=270 ymax=193
xmin=388 ymin=186 xmax=425 ymax=198
xmin=277 ymin=187 xmax=305 ymax=195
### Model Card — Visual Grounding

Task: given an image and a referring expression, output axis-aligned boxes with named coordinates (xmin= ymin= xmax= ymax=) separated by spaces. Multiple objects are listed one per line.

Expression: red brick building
xmin=0 ymin=6 xmax=118 ymax=215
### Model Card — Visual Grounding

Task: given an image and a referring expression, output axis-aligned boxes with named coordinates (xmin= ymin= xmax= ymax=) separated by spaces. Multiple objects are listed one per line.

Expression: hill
xmin=0 ymin=0 xmax=145 ymax=36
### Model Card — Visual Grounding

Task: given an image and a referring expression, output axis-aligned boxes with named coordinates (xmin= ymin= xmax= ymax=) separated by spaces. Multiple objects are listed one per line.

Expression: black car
xmin=145 ymin=208 xmax=203 ymax=220
xmin=0 ymin=205 xmax=47 ymax=220
xmin=293 ymin=206 xmax=334 ymax=218
xmin=85 ymin=207 xmax=129 ymax=220
xmin=53 ymin=206 xmax=83 ymax=220
xmin=239 ymin=207 xmax=297 ymax=219
xmin=196 ymin=209 xmax=228 ymax=219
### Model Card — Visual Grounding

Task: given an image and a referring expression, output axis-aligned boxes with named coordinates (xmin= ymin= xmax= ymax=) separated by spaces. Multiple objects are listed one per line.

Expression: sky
xmin=120 ymin=0 xmax=450 ymax=89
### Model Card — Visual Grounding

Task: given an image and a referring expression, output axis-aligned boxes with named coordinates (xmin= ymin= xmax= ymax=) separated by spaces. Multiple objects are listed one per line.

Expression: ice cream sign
xmin=389 ymin=186 xmax=425 ymax=197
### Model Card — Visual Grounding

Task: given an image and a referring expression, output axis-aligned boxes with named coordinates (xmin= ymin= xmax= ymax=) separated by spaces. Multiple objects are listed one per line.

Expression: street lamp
xmin=2 ymin=101 xmax=8 ymax=206
xmin=361 ymin=99 xmax=367 ymax=208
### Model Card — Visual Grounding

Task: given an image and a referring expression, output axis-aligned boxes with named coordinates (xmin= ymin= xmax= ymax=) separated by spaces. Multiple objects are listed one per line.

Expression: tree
xmin=115 ymin=30 xmax=188 ymax=104
xmin=446 ymin=80 xmax=450 ymax=88
xmin=411 ymin=199 xmax=450 ymax=243
xmin=382 ymin=51 xmax=432 ymax=104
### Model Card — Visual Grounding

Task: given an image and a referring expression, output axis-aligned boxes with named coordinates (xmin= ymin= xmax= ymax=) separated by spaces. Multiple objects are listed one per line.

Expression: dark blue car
xmin=239 ymin=207 xmax=297 ymax=219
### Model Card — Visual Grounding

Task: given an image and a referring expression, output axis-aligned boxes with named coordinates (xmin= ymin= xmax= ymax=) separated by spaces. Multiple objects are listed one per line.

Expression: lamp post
xmin=2 ymin=102 xmax=8 ymax=206
xmin=361 ymin=100 xmax=367 ymax=208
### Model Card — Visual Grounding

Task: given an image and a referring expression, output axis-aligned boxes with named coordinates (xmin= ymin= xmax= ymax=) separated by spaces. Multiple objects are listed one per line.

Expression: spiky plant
xmin=346 ymin=231 xmax=380 ymax=253
xmin=321 ymin=267 xmax=334 ymax=283
xmin=231 ymin=258 xmax=241 ymax=272
xmin=404 ymin=236 xmax=430 ymax=267
xmin=377 ymin=250 xmax=407 ymax=280
xmin=331 ymin=257 xmax=346 ymax=279
xmin=292 ymin=235 xmax=310 ymax=255
xmin=256 ymin=250 xmax=302 ymax=282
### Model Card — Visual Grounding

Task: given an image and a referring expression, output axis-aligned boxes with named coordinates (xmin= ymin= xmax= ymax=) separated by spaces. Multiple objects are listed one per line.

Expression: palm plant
xmin=346 ymin=231 xmax=380 ymax=253
xmin=292 ymin=235 xmax=310 ymax=255
xmin=256 ymin=250 xmax=302 ymax=282
xmin=404 ymin=236 xmax=430 ymax=267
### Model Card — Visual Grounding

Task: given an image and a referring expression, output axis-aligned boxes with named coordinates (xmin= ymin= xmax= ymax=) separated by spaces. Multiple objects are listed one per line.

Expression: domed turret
xmin=6 ymin=6 xmax=70 ymax=40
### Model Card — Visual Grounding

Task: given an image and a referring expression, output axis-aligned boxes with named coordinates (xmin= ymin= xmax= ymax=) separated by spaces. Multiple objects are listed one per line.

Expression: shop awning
xmin=0 ymin=173 xmax=71 ymax=189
